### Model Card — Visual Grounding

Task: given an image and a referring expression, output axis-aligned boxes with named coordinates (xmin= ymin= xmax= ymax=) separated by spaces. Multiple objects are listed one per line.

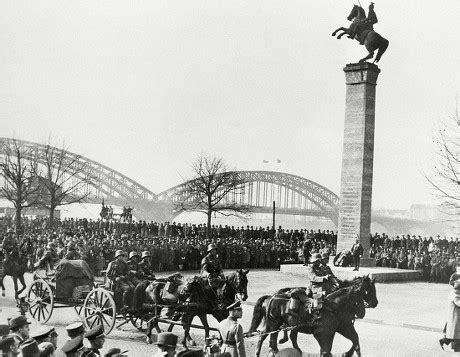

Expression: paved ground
xmin=0 ymin=269 xmax=456 ymax=356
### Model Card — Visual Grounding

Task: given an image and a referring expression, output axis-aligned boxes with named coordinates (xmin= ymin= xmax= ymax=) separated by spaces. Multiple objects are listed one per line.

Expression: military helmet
xmin=128 ymin=251 xmax=139 ymax=260
xmin=114 ymin=250 xmax=126 ymax=259
xmin=207 ymin=243 xmax=217 ymax=253
xmin=309 ymin=253 xmax=322 ymax=263
xmin=141 ymin=251 xmax=151 ymax=259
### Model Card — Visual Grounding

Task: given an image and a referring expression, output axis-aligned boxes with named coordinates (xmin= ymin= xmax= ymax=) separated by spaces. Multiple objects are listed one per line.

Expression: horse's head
xmin=347 ymin=5 xmax=365 ymax=21
xmin=226 ymin=269 xmax=249 ymax=301
xmin=356 ymin=275 xmax=378 ymax=308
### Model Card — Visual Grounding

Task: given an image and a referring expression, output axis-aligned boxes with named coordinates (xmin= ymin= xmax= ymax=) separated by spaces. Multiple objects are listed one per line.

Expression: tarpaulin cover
xmin=55 ymin=259 xmax=94 ymax=298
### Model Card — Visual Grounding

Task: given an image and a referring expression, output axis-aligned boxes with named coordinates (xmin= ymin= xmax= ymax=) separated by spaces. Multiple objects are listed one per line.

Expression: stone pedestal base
xmin=359 ymin=258 xmax=376 ymax=267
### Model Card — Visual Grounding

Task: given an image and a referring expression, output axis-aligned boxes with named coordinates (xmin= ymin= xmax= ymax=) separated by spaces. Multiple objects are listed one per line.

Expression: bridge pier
xmin=337 ymin=63 xmax=381 ymax=265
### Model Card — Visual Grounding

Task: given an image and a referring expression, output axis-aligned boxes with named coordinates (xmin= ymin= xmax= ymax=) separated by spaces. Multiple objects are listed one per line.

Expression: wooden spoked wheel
xmin=27 ymin=279 xmax=54 ymax=323
xmin=83 ymin=288 xmax=116 ymax=334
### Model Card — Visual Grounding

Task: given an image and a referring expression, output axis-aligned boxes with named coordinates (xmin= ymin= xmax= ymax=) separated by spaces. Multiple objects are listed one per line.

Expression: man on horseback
xmin=348 ymin=3 xmax=378 ymax=45
xmin=34 ymin=242 xmax=59 ymax=269
xmin=201 ymin=243 xmax=225 ymax=301
xmin=106 ymin=250 xmax=134 ymax=312
xmin=320 ymin=253 xmax=342 ymax=289
xmin=305 ymin=253 xmax=336 ymax=296
xmin=138 ymin=251 xmax=156 ymax=280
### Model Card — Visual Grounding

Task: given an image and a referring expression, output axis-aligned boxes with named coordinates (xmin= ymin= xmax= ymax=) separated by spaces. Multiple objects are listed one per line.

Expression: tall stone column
xmin=337 ymin=62 xmax=380 ymax=266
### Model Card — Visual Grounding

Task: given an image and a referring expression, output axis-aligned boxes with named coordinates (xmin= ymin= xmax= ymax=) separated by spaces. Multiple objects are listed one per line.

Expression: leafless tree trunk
xmin=174 ymin=155 xmax=251 ymax=239
xmin=0 ymin=138 xmax=40 ymax=233
xmin=426 ymin=104 xmax=460 ymax=217
xmin=33 ymin=138 xmax=94 ymax=228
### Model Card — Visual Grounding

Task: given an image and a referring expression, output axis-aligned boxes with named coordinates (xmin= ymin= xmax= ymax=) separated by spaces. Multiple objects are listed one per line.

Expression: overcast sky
xmin=1 ymin=0 xmax=459 ymax=210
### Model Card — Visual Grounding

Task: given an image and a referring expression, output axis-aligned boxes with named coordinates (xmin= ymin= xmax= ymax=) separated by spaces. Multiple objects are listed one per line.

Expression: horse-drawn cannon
xmin=25 ymin=261 xmax=250 ymax=345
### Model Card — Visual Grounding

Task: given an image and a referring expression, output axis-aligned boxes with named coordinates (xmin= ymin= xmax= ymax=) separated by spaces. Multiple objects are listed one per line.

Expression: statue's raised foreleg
xmin=332 ymin=27 xmax=349 ymax=38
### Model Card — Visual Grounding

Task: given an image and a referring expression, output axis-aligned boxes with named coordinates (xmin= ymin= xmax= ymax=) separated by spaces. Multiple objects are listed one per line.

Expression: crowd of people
xmin=368 ymin=233 xmax=460 ymax=283
xmin=1 ymin=216 xmax=460 ymax=285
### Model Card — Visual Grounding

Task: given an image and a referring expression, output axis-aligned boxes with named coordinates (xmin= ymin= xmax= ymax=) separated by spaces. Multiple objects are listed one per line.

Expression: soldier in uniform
xmin=81 ymin=325 xmax=105 ymax=356
xmin=106 ymin=250 xmax=134 ymax=311
xmin=218 ymin=301 xmax=246 ymax=357
xmin=305 ymin=253 xmax=336 ymax=296
xmin=64 ymin=242 xmax=81 ymax=260
xmin=61 ymin=335 xmax=84 ymax=357
xmin=320 ymin=253 xmax=341 ymax=290
xmin=201 ymin=244 xmax=225 ymax=300
xmin=138 ymin=251 xmax=156 ymax=280
xmin=127 ymin=251 xmax=141 ymax=286
xmin=8 ymin=315 xmax=31 ymax=344
xmin=34 ymin=242 xmax=59 ymax=269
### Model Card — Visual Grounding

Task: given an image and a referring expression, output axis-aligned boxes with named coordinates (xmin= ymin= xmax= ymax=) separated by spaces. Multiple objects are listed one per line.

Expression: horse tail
xmin=248 ymin=295 xmax=270 ymax=332
xmin=375 ymin=37 xmax=389 ymax=63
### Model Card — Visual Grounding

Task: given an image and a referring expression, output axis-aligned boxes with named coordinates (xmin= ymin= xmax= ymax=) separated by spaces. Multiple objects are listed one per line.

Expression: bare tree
xmin=0 ymin=138 xmax=40 ymax=233
xmin=174 ymin=155 xmax=251 ymax=238
xmin=426 ymin=104 xmax=460 ymax=216
xmin=33 ymin=139 xmax=94 ymax=227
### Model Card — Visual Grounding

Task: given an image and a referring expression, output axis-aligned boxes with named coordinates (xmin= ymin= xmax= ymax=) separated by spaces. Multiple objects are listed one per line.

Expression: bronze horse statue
xmin=249 ymin=276 xmax=378 ymax=357
xmin=332 ymin=4 xmax=389 ymax=63
xmin=145 ymin=269 xmax=249 ymax=348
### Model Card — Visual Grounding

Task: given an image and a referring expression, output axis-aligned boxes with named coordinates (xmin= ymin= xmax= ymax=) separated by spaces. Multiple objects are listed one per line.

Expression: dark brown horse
xmin=145 ymin=270 xmax=249 ymax=347
xmin=0 ymin=247 xmax=27 ymax=298
xmin=249 ymin=276 xmax=378 ymax=357
xmin=332 ymin=4 xmax=389 ymax=63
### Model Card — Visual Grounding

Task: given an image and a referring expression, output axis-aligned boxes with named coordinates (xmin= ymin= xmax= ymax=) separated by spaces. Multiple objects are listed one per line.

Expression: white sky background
xmin=1 ymin=0 xmax=459 ymax=210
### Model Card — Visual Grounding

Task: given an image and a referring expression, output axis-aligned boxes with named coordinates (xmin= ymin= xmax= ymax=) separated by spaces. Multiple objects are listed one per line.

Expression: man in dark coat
xmin=351 ymin=239 xmax=364 ymax=271
xmin=201 ymin=244 xmax=225 ymax=299
xmin=106 ymin=250 xmax=134 ymax=311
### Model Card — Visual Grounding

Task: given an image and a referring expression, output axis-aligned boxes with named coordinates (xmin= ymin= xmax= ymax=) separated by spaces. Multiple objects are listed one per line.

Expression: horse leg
xmin=0 ymin=273 xmax=5 ymax=297
xmin=359 ymin=51 xmax=374 ymax=63
xmin=313 ymin=329 xmax=335 ymax=357
xmin=279 ymin=330 xmax=289 ymax=344
xmin=332 ymin=27 xmax=347 ymax=37
xmin=256 ymin=333 xmax=269 ymax=357
xmin=268 ymin=330 xmax=279 ymax=356
xmin=17 ymin=274 xmax=26 ymax=296
xmin=167 ymin=313 xmax=181 ymax=332
xmin=337 ymin=322 xmax=360 ymax=357
xmin=12 ymin=276 xmax=20 ymax=299
xmin=289 ymin=329 xmax=302 ymax=354
xmin=198 ymin=314 xmax=210 ymax=340
xmin=181 ymin=314 xmax=195 ymax=348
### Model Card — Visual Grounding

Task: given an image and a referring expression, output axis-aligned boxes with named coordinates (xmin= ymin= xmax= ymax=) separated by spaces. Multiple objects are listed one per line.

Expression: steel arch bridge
xmin=0 ymin=137 xmax=339 ymax=223
xmin=157 ymin=171 xmax=339 ymax=222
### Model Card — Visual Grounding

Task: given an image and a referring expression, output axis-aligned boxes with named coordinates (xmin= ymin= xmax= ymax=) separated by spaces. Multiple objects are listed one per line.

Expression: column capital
xmin=343 ymin=62 xmax=380 ymax=85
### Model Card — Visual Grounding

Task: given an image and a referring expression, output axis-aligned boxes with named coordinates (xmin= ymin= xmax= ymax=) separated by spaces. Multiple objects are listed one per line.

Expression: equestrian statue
xmin=332 ymin=3 xmax=389 ymax=63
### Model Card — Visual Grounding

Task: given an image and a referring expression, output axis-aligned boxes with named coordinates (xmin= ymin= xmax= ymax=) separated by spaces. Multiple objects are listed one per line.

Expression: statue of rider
xmin=201 ymin=243 xmax=225 ymax=301
xmin=348 ymin=2 xmax=378 ymax=44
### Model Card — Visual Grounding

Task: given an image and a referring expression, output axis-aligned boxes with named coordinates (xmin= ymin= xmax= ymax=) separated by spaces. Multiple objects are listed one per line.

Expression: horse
xmin=0 ymin=247 xmax=28 ymax=298
xmin=249 ymin=276 xmax=378 ymax=357
xmin=145 ymin=269 xmax=249 ymax=347
xmin=332 ymin=4 xmax=389 ymax=63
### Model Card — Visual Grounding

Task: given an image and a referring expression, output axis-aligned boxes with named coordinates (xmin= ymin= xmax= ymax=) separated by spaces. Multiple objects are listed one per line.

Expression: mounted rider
xmin=1 ymin=230 xmax=17 ymax=255
xmin=305 ymin=253 xmax=337 ymax=297
xmin=106 ymin=250 xmax=134 ymax=312
xmin=201 ymin=243 xmax=225 ymax=300
xmin=348 ymin=2 xmax=378 ymax=44
xmin=64 ymin=242 xmax=81 ymax=260
xmin=138 ymin=251 xmax=156 ymax=281
xmin=319 ymin=253 xmax=342 ymax=289
xmin=34 ymin=242 xmax=59 ymax=270
xmin=127 ymin=251 xmax=141 ymax=285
